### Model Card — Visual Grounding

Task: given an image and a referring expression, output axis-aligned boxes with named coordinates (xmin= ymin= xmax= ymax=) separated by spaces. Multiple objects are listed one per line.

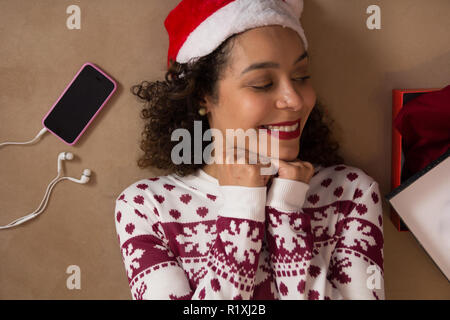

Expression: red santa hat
xmin=164 ymin=0 xmax=308 ymax=69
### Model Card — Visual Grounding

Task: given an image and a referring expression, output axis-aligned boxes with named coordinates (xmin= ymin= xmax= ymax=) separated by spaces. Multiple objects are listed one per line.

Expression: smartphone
xmin=42 ymin=62 xmax=117 ymax=145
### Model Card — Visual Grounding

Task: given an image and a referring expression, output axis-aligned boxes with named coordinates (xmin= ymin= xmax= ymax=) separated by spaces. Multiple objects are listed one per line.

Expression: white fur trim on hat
xmin=177 ymin=0 xmax=308 ymax=64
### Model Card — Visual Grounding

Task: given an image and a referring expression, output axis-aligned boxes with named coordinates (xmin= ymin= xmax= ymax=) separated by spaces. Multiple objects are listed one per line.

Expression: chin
xmin=277 ymin=146 xmax=300 ymax=161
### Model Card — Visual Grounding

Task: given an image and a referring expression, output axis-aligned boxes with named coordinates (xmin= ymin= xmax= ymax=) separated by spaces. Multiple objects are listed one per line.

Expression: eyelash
xmin=251 ymin=76 xmax=311 ymax=91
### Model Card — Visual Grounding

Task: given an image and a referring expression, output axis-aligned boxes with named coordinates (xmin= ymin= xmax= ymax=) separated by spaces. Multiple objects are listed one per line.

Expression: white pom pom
xmin=283 ymin=0 xmax=304 ymax=18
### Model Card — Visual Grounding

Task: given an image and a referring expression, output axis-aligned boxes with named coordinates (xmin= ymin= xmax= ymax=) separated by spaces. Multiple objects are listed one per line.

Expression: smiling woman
xmin=131 ymin=31 xmax=342 ymax=177
xmin=116 ymin=0 xmax=385 ymax=300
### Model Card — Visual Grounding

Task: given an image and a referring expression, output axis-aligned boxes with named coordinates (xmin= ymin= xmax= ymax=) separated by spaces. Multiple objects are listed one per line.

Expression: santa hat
xmin=164 ymin=0 xmax=308 ymax=69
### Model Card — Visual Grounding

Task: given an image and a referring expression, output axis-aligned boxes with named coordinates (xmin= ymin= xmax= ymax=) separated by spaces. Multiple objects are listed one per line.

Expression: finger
xmin=235 ymin=146 xmax=273 ymax=167
xmin=287 ymin=159 xmax=314 ymax=169
xmin=258 ymin=159 xmax=275 ymax=177
xmin=288 ymin=161 xmax=303 ymax=167
xmin=303 ymin=161 xmax=314 ymax=170
xmin=276 ymin=158 xmax=288 ymax=169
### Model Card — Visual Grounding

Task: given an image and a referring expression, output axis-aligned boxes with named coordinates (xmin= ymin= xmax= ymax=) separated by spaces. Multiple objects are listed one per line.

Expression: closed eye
xmin=251 ymin=76 xmax=311 ymax=91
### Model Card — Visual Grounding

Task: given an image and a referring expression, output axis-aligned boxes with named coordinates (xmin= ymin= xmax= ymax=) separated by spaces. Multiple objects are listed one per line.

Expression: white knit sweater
xmin=114 ymin=164 xmax=385 ymax=300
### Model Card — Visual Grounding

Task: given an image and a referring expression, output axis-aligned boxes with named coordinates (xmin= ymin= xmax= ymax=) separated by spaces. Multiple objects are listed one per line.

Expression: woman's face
xmin=204 ymin=25 xmax=317 ymax=161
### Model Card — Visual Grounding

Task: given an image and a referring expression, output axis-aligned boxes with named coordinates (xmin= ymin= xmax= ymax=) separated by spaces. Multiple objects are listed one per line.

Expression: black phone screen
xmin=43 ymin=64 xmax=115 ymax=144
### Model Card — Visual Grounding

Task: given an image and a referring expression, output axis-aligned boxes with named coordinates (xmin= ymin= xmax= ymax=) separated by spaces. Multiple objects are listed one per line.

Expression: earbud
xmin=61 ymin=151 xmax=74 ymax=161
xmin=58 ymin=151 xmax=74 ymax=173
xmin=58 ymin=152 xmax=92 ymax=184
xmin=68 ymin=168 xmax=91 ymax=184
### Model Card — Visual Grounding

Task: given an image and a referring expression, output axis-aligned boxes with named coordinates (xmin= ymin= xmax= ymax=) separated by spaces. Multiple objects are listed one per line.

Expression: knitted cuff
xmin=266 ymin=177 xmax=310 ymax=212
xmin=218 ymin=185 xmax=267 ymax=222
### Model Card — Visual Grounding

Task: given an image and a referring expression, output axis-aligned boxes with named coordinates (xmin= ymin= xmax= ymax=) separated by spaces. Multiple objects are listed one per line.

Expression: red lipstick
xmin=259 ymin=118 xmax=302 ymax=140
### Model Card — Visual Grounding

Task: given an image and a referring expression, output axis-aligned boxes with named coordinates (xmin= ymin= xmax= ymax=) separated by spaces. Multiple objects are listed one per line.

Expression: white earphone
xmin=0 ymin=151 xmax=92 ymax=230
xmin=57 ymin=152 xmax=92 ymax=184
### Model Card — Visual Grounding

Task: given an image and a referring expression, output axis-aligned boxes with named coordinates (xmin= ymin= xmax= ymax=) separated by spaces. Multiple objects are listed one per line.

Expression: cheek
xmin=301 ymin=86 xmax=316 ymax=119
xmin=209 ymin=94 xmax=269 ymax=134
xmin=229 ymin=94 xmax=270 ymax=128
xmin=303 ymin=85 xmax=317 ymax=108
xmin=298 ymin=86 xmax=316 ymax=130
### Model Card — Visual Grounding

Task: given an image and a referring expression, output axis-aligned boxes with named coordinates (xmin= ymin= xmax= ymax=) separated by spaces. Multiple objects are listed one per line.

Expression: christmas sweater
xmin=114 ymin=164 xmax=385 ymax=300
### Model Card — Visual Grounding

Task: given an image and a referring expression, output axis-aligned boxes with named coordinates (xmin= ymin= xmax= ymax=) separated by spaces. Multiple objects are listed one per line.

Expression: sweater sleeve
xmin=114 ymin=184 xmax=267 ymax=300
xmin=265 ymin=176 xmax=385 ymax=300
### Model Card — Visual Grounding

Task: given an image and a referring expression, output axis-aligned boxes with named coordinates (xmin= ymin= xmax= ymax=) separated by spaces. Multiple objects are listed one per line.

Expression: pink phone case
xmin=41 ymin=62 xmax=117 ymax=146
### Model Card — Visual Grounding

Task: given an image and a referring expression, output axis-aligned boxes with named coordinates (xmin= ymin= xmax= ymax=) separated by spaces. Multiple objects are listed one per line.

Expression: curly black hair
xmin=131 ymin=34 xmax=344 ymax=176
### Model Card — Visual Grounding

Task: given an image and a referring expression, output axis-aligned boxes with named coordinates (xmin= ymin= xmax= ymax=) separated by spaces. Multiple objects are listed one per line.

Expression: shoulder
xmin=114 ymin=172 xmax=204 ymax=221
xmin=312 ymin=164 xmax=377 ymax=187
xmin=114 ymin=176 xmax=182 ymax=257
xmin=113 ymin=175 xmax=180 ymax=242
xmin=307 ymin=163 xmax=380 ymax=205
xmin=116 ymin=176 xmax=166 ymax=199
xmin=306 ymin=164 xmax=383 ymax=230
xmin=115 ymin=174 xmax=185 ymax=207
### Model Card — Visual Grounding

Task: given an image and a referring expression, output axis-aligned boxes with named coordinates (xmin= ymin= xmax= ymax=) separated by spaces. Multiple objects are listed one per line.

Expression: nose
xmin=275 ymin=81 xmax=304 ymax=111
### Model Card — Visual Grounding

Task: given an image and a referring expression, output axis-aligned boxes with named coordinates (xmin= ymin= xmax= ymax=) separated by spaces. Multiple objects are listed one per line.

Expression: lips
xmin=258 ymin=118 xmax=302 ymax=140
xmin=263 ymin=119 xmax=301 ymax=126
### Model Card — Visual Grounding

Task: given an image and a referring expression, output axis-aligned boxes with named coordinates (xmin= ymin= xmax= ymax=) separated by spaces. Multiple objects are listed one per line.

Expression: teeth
xmin=262 ymin=123 xmax=299 ymax=132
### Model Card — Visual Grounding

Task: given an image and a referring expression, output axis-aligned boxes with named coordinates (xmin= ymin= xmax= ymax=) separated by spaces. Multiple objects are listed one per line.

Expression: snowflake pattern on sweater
xmin=114 ymin=164 xmax=385 ymax=300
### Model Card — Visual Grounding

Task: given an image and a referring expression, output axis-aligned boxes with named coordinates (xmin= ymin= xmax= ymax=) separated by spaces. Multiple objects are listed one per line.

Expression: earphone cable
xmin=0 ymin=127 xmax=48 ymax=148
xmin=0 ymin=174 xmax=63 ymax=229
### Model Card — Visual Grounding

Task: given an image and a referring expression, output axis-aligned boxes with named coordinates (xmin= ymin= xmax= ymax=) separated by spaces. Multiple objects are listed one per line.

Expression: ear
xmin=199 ymin=94 xmax=216 ymax=113
xmin=282 ymin=0 xmax=304 ymax=18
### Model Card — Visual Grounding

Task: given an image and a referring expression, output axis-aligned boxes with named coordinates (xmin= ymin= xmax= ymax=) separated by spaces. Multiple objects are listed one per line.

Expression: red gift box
xmin=390 ymin=88 xmax=442 ymax=231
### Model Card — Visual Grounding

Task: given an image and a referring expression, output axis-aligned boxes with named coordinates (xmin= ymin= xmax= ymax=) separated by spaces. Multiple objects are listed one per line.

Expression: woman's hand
xmin=277 ymin=159 xmax=315 ymax=184
xmin=217 ymin=147 xmax=274 ymax=187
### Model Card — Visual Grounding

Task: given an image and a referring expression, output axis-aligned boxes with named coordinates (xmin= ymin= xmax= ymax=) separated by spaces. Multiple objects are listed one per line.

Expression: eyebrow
xmin=240 ymin=51 xmax=308 ymax=76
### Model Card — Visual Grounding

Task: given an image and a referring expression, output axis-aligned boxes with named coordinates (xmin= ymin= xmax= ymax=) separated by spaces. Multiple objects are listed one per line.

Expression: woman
xmin=115 ymin=0 xmax=384 ymax=300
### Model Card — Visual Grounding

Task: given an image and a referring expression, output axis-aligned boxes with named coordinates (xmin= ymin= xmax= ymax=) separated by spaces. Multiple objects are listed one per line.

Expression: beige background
xmin=0 ymin=0 xmax=449 ymax=299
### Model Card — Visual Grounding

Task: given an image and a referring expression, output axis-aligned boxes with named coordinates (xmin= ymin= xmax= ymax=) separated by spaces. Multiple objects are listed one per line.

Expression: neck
xmin=202 ymin=164 xmax=219 ymax=180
